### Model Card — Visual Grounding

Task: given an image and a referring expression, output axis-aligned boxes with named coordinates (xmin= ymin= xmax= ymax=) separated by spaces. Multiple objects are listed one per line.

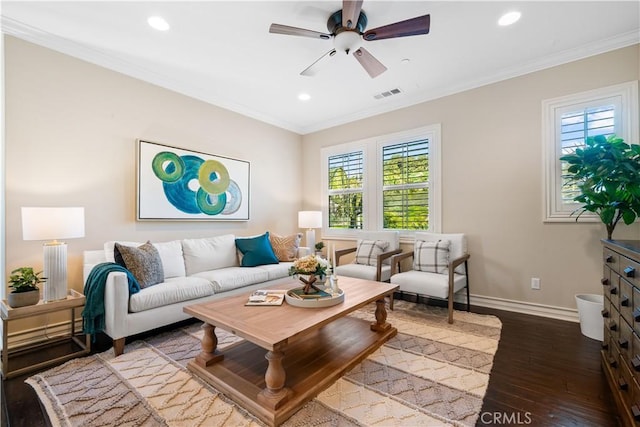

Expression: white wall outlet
xmin=531 ymin=277 xmax=541 ymax=290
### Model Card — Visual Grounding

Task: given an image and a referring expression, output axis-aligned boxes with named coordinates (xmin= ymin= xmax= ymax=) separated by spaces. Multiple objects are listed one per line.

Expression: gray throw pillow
xmin=114 ymin=241 xmax=164 ymax=288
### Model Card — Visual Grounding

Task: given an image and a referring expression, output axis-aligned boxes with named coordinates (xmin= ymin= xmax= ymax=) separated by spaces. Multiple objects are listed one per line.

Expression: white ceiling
xmin=2 ymin=1 xmax=639 ymax=134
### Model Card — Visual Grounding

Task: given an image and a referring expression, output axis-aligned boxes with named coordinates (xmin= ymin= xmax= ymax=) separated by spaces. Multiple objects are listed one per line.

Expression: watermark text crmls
xmin=480 ymin=411 xmax=532 ymax=425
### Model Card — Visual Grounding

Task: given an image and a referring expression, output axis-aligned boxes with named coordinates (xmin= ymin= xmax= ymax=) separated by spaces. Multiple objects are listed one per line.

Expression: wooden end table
xmin=1 ymin=289 xmax=91 ymax=379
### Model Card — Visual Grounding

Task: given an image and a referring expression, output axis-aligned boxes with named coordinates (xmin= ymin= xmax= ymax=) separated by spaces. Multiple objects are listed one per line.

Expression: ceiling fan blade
xmin=363 ymin=14 xmax=430 ymax=41
xmin=301 ymin=49 xmax=337 ymax=76
xmin=353 ymin=47 xmax=387 ymax=78
xmin=269 ymin=23 xmax=332 ymax=40
xmin=342 ymin=0 xmax=363 ymax=29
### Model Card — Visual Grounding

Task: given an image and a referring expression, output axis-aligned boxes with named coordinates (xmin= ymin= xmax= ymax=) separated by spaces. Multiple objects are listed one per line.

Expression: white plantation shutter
xmin=327 ymin=151 xmax=363 ymax=229
xmin=381 ymin=139 xmax=429 ymax=230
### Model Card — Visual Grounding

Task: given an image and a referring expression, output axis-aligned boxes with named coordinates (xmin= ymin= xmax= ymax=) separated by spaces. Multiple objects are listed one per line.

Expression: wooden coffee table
xmin=184 ymin=276 xmax=398 ymax=427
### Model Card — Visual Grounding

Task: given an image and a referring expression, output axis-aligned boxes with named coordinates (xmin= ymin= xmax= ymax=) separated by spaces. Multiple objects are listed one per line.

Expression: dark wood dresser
xmin=602 ymin=239 xmax=640 ymax=426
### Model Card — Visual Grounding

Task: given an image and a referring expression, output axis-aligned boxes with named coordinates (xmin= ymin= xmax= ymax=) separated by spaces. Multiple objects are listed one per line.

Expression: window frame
xmin=542 ymin=81 xmax=639 ymax=222
xmin=321 ymin=124 xmax=441 ymax=239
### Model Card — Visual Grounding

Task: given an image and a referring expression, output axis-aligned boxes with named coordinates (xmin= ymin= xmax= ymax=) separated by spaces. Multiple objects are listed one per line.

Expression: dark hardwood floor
xmin=2 ymin=303 xmax=618 ymax=427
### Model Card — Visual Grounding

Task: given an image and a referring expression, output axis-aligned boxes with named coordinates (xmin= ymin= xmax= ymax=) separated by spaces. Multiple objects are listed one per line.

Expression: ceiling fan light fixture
xmin=333 ymin=30 xmax=362 ymax=54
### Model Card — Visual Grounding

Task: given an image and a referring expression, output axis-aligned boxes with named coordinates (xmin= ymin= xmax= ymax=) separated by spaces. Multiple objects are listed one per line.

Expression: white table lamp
xmin=298 ymin=211 xmax=322 ymax=253
xmin=22 ymin=207 xmax=85 ymax=302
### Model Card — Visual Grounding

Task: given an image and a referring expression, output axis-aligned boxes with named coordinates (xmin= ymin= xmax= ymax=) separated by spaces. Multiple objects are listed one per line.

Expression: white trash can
xmin=575 ymin=294 xmax=604 ymax=341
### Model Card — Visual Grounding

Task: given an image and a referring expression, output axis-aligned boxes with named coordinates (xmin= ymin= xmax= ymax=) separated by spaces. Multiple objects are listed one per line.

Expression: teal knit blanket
xmin=82 ymin=262 xmax=140 ymax=336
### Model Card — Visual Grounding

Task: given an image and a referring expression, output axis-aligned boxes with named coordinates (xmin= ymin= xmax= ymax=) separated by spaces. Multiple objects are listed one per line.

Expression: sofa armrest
xmin=103 ymin=271 xmax=131 ymax=340
xmin=376 ymin=248 xmax=402 ymax=281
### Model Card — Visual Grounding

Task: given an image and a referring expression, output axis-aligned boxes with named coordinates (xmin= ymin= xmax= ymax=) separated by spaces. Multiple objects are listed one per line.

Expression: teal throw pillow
xmin=235 ymin=232 xmax=280 ymax=267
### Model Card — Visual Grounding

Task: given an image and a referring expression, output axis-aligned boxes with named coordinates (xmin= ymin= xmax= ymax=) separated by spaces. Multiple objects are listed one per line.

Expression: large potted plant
xmin=561 ymin=135 xmax=640 ymax=239
xmin=7 ymin=267 xmax=45 ymax=308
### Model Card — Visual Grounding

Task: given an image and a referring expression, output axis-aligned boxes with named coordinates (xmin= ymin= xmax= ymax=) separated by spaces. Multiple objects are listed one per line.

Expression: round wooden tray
xmin=284 ymin=287 xmax=344 ymax=308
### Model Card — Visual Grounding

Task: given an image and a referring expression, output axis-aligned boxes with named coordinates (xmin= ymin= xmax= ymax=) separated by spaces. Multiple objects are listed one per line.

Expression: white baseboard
xmin=457 ymin=293 xmax=579 ymax=323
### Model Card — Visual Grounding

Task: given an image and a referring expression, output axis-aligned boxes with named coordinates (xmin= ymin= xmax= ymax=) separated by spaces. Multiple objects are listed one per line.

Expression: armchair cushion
xmin=335 ymin=263 xmax=393 ymax=282
xmin=391 ymin=270 xmax=468 ymax=299
xmin=413 ymin=239 xmax=450 ymax=274
xmin=355 ymin=239 xmax=390 ymax=266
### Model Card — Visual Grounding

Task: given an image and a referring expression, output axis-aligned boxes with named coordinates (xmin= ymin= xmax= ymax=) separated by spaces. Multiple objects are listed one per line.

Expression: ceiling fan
xmin=269 ymin=0 xmax=430 ymax=78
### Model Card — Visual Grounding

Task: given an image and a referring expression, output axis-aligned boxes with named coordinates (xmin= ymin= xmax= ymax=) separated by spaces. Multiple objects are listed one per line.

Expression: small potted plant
xmin=7 ymin=267 xmax=45 ymax=308
xmin=314 ymin=241 xmax=325 ymax=256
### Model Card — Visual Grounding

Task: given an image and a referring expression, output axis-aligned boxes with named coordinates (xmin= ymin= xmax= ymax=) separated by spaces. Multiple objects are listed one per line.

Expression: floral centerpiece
xmin=288 ymin=255 xmax=330 ymax=293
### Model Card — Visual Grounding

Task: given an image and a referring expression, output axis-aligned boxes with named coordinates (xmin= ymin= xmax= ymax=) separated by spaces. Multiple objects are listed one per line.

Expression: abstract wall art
xmin=137 ymin=140 xmax=250 ymax=221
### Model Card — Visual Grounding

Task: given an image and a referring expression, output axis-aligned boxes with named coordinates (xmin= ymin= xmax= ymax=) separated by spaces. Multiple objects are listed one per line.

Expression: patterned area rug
xmin=27 ymin=301 xmax=501 ymax=426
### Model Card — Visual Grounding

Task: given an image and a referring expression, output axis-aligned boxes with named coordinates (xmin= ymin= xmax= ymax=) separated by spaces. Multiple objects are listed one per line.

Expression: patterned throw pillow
xmin=354 ymin=239 xmax=390 ymax=267
xmin=269 ymin=233 xmax=302 ymax=262
xmin=114 ymin=241 xmax=165 ymax=288
xmin=413 ymin=239 xmax=450 ymax=274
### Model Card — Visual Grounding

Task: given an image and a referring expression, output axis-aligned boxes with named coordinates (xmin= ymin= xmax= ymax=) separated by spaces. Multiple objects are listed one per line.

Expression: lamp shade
xmin=22 ymin=207 xmax=85 ymax=241
xmin=298 ymin=211 xmax=322 ymax=229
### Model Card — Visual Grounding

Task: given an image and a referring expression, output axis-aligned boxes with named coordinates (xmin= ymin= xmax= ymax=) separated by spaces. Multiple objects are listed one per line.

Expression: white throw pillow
xmin=153 ymin=240 xmax=186 ymax=278
xmin=182 ymin=234 xmax=238 ymax=275
xmin=413 ymin=239 xmax=450 ymax=274
xmin=354 ymin=239 xmax=390 ymax=267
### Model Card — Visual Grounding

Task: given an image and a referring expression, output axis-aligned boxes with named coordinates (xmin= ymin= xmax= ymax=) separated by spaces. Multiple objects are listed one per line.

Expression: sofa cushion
xmin=192 ymin=267 xmax=270 ymax=293
xmin=182 ymin=234 xmax=238 ymax=275
xmin=269 ymin=233 xmax=302 ymax=262
xmin=115 ymin=241 xmax=164 ymax=288
xmin=128 ymin=276 xmax=216 ymax=313
xmin=354 ymin=239 xmax=390 ymax=267
xmin=255 ymin=262 xmax=294 ymax=281
xmin=413 ymin=239 xmax=450 ymax=274
xmin=235 ymin=232 xmax=279 ymax=267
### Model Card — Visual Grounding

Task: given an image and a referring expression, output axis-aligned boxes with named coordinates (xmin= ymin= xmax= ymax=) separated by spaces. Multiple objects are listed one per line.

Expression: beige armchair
xmin=334 ymin=231 xmax=402 ymax=282
xmin=389 ymin=232 xmax=470 ymax=323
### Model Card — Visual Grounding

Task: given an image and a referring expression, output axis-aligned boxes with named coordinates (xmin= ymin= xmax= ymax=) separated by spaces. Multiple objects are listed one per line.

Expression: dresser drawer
xmin=621 ymin=256 xmax=640 ymax=288
xmin=603 ymin=266 xmax=614 ymax=300
xmin=620 ymin=358 xmax=636 ymax=407
xmin=611 ymin=276 xmax=621 ymax=311
xmin=621 ymin=319 xmax=634 ymax=360
xmin=621 ymin=279 xmax=634 ymax=326
xmin=605 ymin=248 xmax=621 ymax=273
xmin=610 ymin=309 xmax=621 ymax=344
xmin=632 ymin=332 xmax=640 ymax=383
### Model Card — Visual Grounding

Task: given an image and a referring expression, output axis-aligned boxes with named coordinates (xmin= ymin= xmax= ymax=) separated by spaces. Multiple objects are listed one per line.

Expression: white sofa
xmin=83 ymin=233 xmax=308 ymax=356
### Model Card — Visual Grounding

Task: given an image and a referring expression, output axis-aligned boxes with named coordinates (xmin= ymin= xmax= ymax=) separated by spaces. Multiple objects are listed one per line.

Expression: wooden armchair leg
xmin=389 ymin=293 xmax=394 ymax=311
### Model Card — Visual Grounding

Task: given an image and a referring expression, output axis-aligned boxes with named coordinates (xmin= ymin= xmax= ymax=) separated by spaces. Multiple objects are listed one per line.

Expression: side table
xmin=1 ymin=289 xmax=90 ymax=379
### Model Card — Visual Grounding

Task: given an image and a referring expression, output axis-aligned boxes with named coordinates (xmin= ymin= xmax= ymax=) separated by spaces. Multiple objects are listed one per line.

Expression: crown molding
xmin=3 ymin=16 xmax=638 ymax=136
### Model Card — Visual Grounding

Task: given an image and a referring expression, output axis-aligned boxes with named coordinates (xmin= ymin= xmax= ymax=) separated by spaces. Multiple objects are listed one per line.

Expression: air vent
xmin=373 ymin=88 xmax=402 ymax=100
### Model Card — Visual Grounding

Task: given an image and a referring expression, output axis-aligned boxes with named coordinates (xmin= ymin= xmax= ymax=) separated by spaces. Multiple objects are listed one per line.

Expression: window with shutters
xmin=321 ymin=125 xmax=441 ymax=237
xmin=381 ymin=139 xmax=429 ymax=230
xmin=542 ymin=81 xmax=638 ymax=221
xmin=327 ymin=151 xmax=364 ymax=229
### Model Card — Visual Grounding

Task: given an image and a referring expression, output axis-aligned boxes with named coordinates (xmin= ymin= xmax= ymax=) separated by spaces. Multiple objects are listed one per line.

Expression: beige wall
xmin=3 ymin=35 xmax=640 ymax=318
xmin=4 ymin=36 xmax=303 ymax=295
xmin=302 ymin=44 xmax=640 ymax=311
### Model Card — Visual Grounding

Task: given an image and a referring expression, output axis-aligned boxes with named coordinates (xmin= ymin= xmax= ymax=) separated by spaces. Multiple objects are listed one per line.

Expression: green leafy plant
xmin=314 ymin=241 xmax=325 ymax=251
xmin=8 ymin=267 xmax=46 ymax=293
xmin=560 ymin=134 xmax=640 ymax=239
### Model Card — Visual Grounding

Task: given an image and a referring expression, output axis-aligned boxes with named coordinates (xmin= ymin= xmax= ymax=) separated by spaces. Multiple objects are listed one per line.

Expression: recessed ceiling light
xmin=498 ymin=11 xmax=521 ymax=26
xmin=401 ymin=58 xmax=410 ymax=64
xmin=298 ymin=93 xmax=311 ymax=101
xmin=148 ymin=16 xmax=170 ymax=31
